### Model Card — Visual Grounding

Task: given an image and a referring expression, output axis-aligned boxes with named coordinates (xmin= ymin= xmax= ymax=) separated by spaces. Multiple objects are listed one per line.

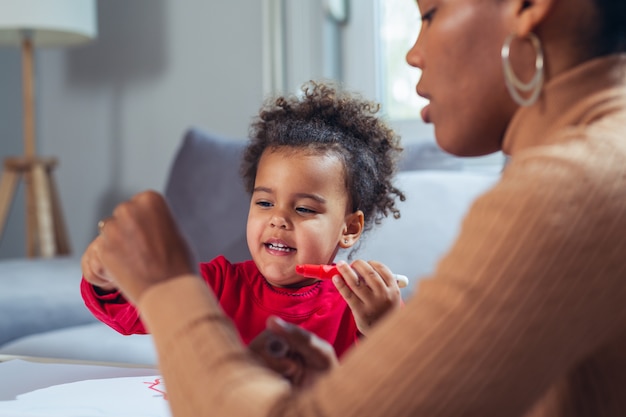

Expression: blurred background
xmin=0 ymin=0 xmax=497 ymax=259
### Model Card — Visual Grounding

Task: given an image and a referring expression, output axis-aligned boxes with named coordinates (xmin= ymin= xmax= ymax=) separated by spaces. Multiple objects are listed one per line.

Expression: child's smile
xmin=246 ymin=147 xmax=354 ymax=287
xmin=264 ymin=239 xmax=296 ymax=255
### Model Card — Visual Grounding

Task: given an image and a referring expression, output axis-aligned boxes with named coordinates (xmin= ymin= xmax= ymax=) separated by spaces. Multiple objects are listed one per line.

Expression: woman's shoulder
xmin=480 ymin=131 xmax=626 ymax=238
xmin=507 ymin=120 xmax=625 ymax=191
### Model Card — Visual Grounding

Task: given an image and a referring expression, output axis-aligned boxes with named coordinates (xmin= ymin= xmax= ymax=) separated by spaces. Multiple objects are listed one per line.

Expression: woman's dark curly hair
xmin=593 ymin=0 xmax=626 ymax=56
xmin=241 ymin=80 xmax=406 ymax=235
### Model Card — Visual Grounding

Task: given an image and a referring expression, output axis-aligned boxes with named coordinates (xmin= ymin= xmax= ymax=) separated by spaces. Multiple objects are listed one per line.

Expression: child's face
xmin=246 ymin=147 xmax=360 ymax=287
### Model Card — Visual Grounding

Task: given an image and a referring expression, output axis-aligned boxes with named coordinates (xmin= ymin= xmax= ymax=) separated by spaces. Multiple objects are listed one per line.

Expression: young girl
xmin=81 ymin=81 xmax=406 ymax=358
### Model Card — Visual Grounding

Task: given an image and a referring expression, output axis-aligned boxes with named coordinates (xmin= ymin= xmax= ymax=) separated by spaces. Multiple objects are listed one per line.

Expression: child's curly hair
xmin=241 ymin=80 xmax=405 ymax=234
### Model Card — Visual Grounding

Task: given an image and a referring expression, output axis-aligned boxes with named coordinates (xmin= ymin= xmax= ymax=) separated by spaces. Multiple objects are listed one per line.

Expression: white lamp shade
xmin=0 ymin=0 xmax=97 ymax=47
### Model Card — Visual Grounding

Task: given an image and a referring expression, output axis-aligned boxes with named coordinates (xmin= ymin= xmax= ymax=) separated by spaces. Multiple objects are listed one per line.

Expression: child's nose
xmin=270 ymin=214 xmax=288 ymax=229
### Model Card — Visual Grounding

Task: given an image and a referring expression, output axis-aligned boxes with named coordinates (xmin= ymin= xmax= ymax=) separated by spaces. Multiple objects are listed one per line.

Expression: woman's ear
xmin=340 ymin=210 xmax=364 ymax=248
xmin=515 ymin=0 xmax=556 ymax=36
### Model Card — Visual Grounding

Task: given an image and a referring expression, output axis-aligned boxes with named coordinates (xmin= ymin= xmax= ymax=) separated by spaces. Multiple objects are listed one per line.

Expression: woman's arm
xmin=96 ymin=147 xmax=626 ymax=417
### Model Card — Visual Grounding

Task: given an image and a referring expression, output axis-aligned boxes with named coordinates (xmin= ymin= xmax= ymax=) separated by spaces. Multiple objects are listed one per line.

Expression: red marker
xmin=295 ymin=264 xmax=409 ymax=288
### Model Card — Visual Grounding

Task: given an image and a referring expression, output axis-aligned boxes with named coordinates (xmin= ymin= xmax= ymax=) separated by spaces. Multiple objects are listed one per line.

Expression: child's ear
xmin=340 ymin=210 xmax=364 ymax=248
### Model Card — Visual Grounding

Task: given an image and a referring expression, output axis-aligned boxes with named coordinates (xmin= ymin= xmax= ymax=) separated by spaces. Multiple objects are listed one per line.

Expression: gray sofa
xmin=0 ymin=127 xmax=499 ymax=365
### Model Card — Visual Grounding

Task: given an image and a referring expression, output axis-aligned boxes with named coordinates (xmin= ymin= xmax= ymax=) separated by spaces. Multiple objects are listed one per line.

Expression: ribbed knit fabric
xmin=139 ymin=54 xmax=626 ymax=417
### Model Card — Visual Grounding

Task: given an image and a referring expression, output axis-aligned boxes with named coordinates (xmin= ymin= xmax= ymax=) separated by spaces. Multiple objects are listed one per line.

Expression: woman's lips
xmin=416 ymin=86 xmax=431 ymax=123
xmin=420 ymin=103 xmax=431 ymax=124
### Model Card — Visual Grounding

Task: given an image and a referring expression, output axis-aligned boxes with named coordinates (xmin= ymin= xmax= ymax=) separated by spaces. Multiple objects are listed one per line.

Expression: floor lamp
xmin=0 ymin=0 xmax=97 ymax=258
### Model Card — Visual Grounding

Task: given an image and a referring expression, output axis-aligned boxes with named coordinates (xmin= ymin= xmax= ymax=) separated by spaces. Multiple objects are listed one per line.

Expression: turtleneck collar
xmin=502 ymin=54 xmax=626 ymax=156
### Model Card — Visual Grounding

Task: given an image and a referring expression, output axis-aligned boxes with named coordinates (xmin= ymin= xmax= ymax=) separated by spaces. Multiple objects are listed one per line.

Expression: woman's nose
xmin=406 ymin=34 xmax=424 ymax=69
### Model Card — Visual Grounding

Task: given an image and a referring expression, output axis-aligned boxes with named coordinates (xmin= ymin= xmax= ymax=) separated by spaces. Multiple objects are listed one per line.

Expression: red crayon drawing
xmin=144 ymin=377 xmax=167 ymax=400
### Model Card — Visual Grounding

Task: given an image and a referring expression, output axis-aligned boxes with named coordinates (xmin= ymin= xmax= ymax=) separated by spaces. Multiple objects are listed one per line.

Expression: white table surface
xmin=0 ymin=355 xmax=159 ymax=401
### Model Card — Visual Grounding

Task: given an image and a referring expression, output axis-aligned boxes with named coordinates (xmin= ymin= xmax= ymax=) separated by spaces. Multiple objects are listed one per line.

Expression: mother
xmin=89 ymin=0 xmax=626 ymax=415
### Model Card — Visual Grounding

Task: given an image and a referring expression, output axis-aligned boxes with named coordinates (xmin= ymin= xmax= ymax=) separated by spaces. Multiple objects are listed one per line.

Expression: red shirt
xmin=81 ymin=255 xmax=359 ymax=357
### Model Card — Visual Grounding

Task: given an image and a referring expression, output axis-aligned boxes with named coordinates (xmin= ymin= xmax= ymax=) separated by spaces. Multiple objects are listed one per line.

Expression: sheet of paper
xmin=0 ymin=375 xmax=170 ymax=417
xmin=0 ymin=359 xmax=170 ymax=417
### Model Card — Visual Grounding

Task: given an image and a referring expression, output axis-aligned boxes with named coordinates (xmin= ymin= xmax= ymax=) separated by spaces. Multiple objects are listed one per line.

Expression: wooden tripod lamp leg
xmin=0 ymin=37 xmax=72 ymax=258
xmin=0 ymin=166 xmax=20 ymax=240
xmin=22 ymin=35 xmax=39 ymax=257
xmin=24 ymin=166 xmax=38 ymax=257
xmin=32 ymin=162 xmax=56 ymax=257
xmin=0 ymin=158 xmax=71 ymax=258
xmin=47 ymin=167 xmax=71 ymax=255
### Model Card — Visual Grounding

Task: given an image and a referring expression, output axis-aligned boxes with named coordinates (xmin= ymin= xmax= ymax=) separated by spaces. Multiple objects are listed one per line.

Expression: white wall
xmin=0 ymin=0 xmax=264 ymax=258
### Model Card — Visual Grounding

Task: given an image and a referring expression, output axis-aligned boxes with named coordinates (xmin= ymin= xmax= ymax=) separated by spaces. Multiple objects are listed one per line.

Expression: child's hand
xmin=92 ymin=191 xmax=196 ymax=306
xmin=332 ymin=260 xmax=403 ymax=335
xmin=81 ymin=237 xmax=117 ymax=293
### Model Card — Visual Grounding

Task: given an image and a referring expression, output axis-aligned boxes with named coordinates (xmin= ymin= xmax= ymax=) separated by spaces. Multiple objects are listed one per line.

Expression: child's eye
xmin=296 ymin=207 xmax=316 ymax=214
xmin=256 ymin=201 xmax=272 ymax=208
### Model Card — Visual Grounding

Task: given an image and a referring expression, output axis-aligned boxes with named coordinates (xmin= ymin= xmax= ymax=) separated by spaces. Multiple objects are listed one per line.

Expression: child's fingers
xmin=334 ymin=260 xmax=362 ymax=288
xmin=365 ymin=260 xmax=399 ymax=289
xmin=331 ymin=261 xmax=365 ymax=308
xmin=81 ymin=238 xmax=116 ymax=290
xmin=331 ymin=275 xmax=363 ymax=310
xmin=335 ymin=260 xmax=372 ymax=295
xmin=334 ymin=260 xmax=393 ymax=308
xmin=348 ymin=260 xmax=393 ymax=296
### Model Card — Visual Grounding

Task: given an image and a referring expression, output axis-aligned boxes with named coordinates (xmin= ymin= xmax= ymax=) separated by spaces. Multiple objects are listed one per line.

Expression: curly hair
xmin=593 ymin=0 xmax=626 ymax=55
xmin=241 ymin=80 xmax=406 ymax=235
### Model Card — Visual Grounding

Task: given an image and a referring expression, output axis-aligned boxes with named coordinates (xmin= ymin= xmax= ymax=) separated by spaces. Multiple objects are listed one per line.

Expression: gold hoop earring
xmin=501 ymin=32 xmax=544 ymax=106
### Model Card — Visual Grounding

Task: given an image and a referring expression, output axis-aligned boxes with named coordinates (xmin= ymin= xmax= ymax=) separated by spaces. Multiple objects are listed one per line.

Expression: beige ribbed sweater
xmin=139 ymin=54 xmax=626 ymax=417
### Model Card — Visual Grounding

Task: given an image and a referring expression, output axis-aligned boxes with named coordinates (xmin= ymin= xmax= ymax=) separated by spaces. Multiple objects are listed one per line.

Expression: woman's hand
xmin=92 ymin=190 xmax=196 ymax=305
xmin=332 ymin=260 xmax=403 ymax=335
xmin=249 ymin=316 xmax=338 ymax=388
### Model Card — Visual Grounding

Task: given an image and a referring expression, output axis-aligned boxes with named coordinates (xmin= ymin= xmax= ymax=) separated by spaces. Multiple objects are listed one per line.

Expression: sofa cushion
xmin=397 ymin=139 xmax=464 ymax=171
xmin=336 ymin=169 xmax=499 ymax=298
xmin=0 ymin=322 xmax=157 ymax=366
xmin=0 ymin=257 xmax=97 ymax=347
xmin=164 ymin=127 xmax=251 ymax=263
